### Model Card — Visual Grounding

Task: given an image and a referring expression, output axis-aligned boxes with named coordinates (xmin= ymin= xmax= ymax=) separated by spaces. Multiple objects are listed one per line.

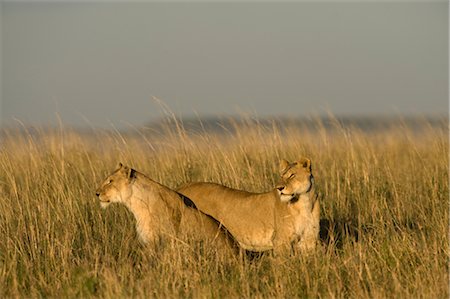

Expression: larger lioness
xmin=177 ymin=158 xmax=320 ymax=254
xmin=95 ymin=163 xmax=234 ymax=250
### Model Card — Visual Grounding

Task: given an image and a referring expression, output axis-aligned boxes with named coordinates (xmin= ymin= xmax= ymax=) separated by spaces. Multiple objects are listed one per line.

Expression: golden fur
xmin=177 ymin=158 xmax=320 ymax=253
xmin=95 ymin=163 xmax=233 ymax=250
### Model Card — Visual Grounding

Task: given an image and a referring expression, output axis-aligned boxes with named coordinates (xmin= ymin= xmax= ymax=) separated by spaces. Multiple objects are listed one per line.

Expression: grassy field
xmin=0 ymin=116 xmax=448 ymax=298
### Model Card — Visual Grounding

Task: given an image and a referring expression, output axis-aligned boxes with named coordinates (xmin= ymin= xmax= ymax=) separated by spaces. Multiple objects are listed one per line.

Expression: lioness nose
xmin=277 ymin=186 xmax=284 ymax=191
xmin=96 ymin=192 xmax=100 ymax=197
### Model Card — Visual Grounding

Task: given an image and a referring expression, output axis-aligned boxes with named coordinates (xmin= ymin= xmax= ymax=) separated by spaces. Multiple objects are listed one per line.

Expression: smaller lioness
xmin=177 ymin=158 xmax=320 ymax=254
xmin=95 ymin=163 xmax=233 ymax=250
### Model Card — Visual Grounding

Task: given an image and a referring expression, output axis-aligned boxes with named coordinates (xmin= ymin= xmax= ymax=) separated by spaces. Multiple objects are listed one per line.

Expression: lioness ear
xmin=128 ymin=168 xmax=137 ymax=182
xmin=117 ymin=162 xmax=124 ymax=169
xmin=298 ymin=157 xmax=311 ymax=171
xmin=279 ymin=159 xmax=290 ymax=173
xmin=119 ymin=164 xmax=130 ymax=175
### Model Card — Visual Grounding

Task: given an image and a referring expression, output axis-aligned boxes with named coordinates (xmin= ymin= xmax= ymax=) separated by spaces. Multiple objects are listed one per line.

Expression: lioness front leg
xmin=293 ymin=225 xmax=319 ymax=254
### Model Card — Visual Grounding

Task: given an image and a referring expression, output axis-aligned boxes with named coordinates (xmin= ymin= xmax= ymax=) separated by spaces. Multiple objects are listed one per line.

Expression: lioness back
xmin=176 ymin=196 xmax=236 ymax=250
xmin=178 ymin=182 xmax=277 ymax=251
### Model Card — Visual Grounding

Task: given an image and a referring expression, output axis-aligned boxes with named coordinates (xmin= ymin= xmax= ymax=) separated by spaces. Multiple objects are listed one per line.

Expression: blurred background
xmin=1 ymin=1 xmax=448 ymax=129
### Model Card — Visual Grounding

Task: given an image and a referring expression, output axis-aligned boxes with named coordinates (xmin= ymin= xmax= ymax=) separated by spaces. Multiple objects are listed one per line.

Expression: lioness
xmin=177 ymin=158 xmax=320 ymax=254
xmin=95 ymin=163 xmax=234 ymax=250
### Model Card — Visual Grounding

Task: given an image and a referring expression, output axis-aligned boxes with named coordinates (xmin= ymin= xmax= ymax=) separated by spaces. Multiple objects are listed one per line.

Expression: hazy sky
xmin=2 ymin=1 xmax=448 ymax=128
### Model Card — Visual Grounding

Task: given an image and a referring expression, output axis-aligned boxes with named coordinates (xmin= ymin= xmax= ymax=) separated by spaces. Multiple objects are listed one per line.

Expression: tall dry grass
xmin=0 ymin=116 xmax=448 ymax=298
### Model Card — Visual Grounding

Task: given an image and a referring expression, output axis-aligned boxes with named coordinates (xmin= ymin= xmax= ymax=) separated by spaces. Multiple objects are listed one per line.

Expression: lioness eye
xmin=289 ymin=174 xmax=295 ymax=179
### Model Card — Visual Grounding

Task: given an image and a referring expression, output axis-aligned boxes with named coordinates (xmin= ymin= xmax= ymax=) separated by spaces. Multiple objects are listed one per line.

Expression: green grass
xmin=0 ymin=117 xmax=447 ymax=298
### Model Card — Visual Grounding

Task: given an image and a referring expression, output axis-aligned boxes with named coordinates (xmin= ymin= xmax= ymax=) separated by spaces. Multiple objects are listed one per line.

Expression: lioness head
xmin=95 ymin=163 xmax=137 ymax=209
xmin=276 ymin=158 xmax=314 ymax=202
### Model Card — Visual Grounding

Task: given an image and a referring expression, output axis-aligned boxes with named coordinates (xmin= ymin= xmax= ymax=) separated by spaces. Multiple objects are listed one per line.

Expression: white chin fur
xmin=100 ymin=201 xmax=110 ymax=209
xmin=280 ymin=194 xmax=294 ymax=202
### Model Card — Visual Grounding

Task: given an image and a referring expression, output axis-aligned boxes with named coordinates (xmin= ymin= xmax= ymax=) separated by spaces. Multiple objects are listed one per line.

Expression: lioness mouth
xmin=279 ymin=193 xmax=296 ymax=202
xmin=280 ymin=193 xmax=294 ymax=197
